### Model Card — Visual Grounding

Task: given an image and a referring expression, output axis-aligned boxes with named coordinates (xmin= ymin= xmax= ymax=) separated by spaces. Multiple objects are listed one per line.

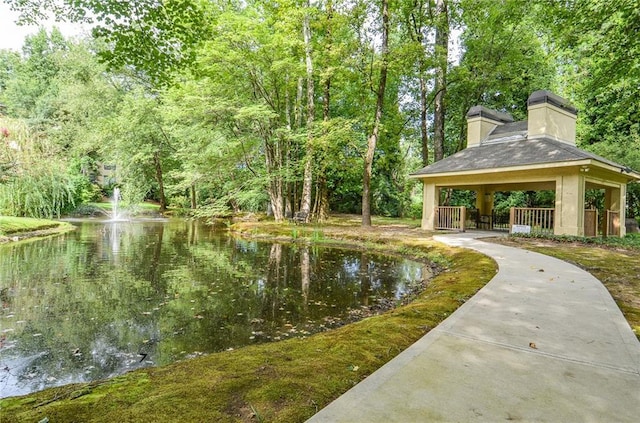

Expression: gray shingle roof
xmin=411 ymin=137 xmax=627 ymax=176
xmin=485 ymin=121 xmax=528 ymax=142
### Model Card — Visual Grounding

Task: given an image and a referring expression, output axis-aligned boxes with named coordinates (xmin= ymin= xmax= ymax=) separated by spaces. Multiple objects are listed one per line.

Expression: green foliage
xmin=6 ymin=0 xmax=210 ymax=86
xmin=493 ymin=191 xmax=555 ymax=214
xmin=0 ymin=162 xmax=76 ymax=218
xmin=582 ymin=136 xmax=640 ymax=216
xmin=71 ymin=173 xmax=103 ymax=204
xmin=443 ymin=189 xmax=475 ymax=208
xmin=510 ymin=232 xmax=640 ymax=250
xmin=444 ymin=0 xmax=558 ymax=154
xmin=0 ymin=117 xmax=81 ymax=218
xmin=407 ymin=200 xmax=423 ymax=220
xmin=539 ymin=0 xmax=640 ymax=144
xmin=119 ymin=176 xmax=150 ymax=208
xmin=1 ymin=0 xmax=638 ymax=223
xmin=0 ymin=28 xmax=69 ymax=120
xmin=493 ymin=192 xmax=524 ymax=214
xmin=191 ymin=199 xmax=233 ymax=220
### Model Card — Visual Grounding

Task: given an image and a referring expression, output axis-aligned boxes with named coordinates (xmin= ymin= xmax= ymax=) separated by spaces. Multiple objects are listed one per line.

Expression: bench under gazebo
xmin=410 ymin=91 xmax=640 ymax=237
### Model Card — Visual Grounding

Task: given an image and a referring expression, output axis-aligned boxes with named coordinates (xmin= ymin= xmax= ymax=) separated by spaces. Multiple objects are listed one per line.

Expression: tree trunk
xmin=420 ymin=76 xmax=429 ymax=166
xmin=153 ymin=150 xmax=167 ymax=212
xmin=362 ymin=0 xmax=390 ymax=227
xmin=295 ymin=73 xmax=304 ymax=130
xmin=190 ymin=183 xmax=196 ymax=209
xmin=284 ymin=75 xmax=293 ymax=218
xmin=318 ymin=175 xmax=330 ymax=221
xmin=433 ymin=0 xmax=449 ymax=162
xmin=300 ymin=7 xmax=315 ymax=222
xmin=407 ymin=2 xmax=429 ymax=167
xmin=323 ymin=0 xmax=333 ymax=121
xmin=316 ymin=0 xmax=333 ymax=221
xmin=265 ymin=138 xmax=285 ymax=222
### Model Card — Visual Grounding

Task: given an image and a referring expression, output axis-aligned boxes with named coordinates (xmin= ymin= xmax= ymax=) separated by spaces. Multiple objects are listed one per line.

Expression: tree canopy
xmin=0 ymin=0 xmax=638 ymax=220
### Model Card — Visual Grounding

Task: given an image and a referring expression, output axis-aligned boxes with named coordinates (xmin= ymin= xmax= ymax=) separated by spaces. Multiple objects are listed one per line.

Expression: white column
xmin=555 ymin=174 xmax=585 ymax=236
xmin=422 ymin=182 xmax=438 ymax=230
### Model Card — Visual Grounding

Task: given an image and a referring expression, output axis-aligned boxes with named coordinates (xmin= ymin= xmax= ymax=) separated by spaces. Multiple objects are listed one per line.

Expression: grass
xmin=0 ymin=219 xmax=497 ymax=423
xmin=492 ymin=235 xmax=640 ymax=340
xmin=0 ymin=216 xmax=73 ymax=237
xmin=313 ymin=213 xmax=422 ymax=228
xmin=86 ymin=201 xmax=161 ymax=212
xmin=87 ymin=202 xmax=114 ymax=211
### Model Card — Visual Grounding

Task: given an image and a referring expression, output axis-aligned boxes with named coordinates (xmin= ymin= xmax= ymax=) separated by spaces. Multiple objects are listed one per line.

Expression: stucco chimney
xmin=466 ymin=106 xmax=514 ymax=148
xmin=527 ymin=90 xmax=577 ymax=145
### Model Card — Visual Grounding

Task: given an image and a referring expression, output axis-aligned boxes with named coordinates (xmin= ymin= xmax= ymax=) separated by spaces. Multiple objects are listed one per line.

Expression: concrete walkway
xmin=308 ymin=232 xmax=640 ymax=422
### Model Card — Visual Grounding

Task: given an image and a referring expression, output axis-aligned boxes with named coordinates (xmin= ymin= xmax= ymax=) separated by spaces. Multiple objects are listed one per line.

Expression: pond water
xmin=0 ymin=219 xmax=427 ymax=398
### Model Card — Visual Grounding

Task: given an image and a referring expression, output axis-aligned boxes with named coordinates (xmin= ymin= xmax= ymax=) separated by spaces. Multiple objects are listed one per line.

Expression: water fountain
xmin=112 ymin=187 xmax=120 ymax=220
xmin=108 ymin=187 xmax=127 ymax=222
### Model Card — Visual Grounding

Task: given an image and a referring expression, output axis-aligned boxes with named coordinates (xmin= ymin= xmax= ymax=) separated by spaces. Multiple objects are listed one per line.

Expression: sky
xmin=0 ymin=3 xmax=88 ymax=51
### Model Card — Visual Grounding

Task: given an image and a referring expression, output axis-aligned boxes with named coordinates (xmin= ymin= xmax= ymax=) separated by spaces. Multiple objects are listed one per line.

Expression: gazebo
xmin=410 ymin=91 xmax=640 ymax=237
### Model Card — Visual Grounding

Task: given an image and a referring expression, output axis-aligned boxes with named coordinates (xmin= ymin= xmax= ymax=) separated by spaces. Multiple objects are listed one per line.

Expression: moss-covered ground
xmin=0 ymin=217 xmax=496 ymax=423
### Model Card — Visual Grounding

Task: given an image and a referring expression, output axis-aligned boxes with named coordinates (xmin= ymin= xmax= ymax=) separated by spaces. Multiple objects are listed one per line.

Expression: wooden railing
xmin=435 ymin=206 xmax=466 ymax=231
xmin=465 ymin=209 xmax=510 ymax=231
xmin=584 ymin=209 xmax=598 ymax=237
xmin=605 ymin=210 xmax=620 ymax=237
xmin=509 ymin=207 xmax=555 ymax=235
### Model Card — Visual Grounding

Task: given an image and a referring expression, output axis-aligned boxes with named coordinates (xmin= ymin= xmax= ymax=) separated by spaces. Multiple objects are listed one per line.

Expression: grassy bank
xmin=0 ymin=216 xmax=74 ymax=241
xmin=0 ymin=220 xmax=496 ymax=422
xmin=73 ymin=201 xmax=162 ymax=217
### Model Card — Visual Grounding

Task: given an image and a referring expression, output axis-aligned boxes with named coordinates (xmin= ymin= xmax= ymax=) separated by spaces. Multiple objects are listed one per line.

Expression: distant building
xmin=95 ymin=163 xmax=117 ymax=187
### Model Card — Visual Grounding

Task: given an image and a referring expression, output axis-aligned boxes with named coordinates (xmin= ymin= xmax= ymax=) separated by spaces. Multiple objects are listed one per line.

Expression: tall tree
xmin=1 ymin=28 xmax=68 ymax=120
xmin=191 ymin=2 xmax=305 ymax=222
xmin=447 ymin=0 xmax=557 ymax=154
xmin=104 ymin=90 xmax=175 ymax=211
xmin=432 ymin=0 xmax=448 ymax=162
xmin=299 ymin=1 xmax=315 ymax=222
xmin=539 ymin=0 xmax=640 ymax=214
xmin=315 ymin=0 xmax=334 ymax=220
xmin=539 ymin=0 xmax=639 ymax=145
xmin=401 ymin=0 xmax=433 ymax=167
xmin=362 ymin=0 xmax=390 ymax=226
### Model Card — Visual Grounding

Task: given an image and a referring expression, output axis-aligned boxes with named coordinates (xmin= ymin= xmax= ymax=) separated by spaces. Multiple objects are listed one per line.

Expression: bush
xmin=407 ymin=200 xmax=423 ymax=220
xmin=510 ymin=232 xmax=640 ymax=250
xmin=72 ymin=176 xmax=103 ymax=204
xmin=0 ymin=163 xmax=76 ymax=218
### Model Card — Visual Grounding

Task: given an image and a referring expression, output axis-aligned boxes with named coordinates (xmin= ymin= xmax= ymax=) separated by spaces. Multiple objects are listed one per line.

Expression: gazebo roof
xmin=411 ymin=90 xmax=640 ymax=182
xmin=412 ymin=90 xmax=638 ymax=237
xmin=410 ymin=135 xmax=633 ymax=177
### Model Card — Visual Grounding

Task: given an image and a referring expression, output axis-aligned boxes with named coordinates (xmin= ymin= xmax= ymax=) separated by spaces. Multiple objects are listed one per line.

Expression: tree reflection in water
xmin=0 ymin=219 xmax=426 ymax=397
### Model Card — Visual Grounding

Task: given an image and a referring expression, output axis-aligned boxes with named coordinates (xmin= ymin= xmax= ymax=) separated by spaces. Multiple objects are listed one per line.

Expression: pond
xmin=0 ymin=219 xmax=428 ymax=398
